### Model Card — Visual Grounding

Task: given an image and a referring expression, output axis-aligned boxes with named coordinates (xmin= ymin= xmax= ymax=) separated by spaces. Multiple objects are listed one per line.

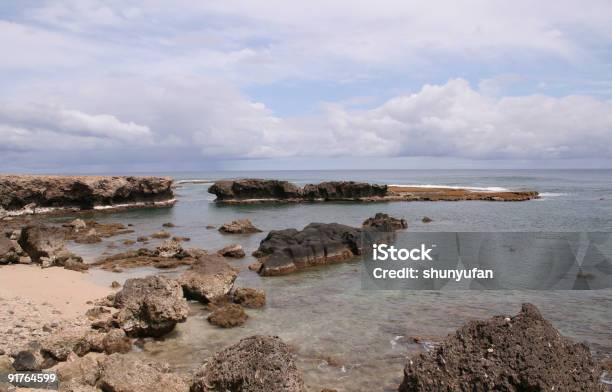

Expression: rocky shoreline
xmin=0 ymin=175 xmax=175 ymax=217
xmin=208 ymin=178 xmax=539 ymax=203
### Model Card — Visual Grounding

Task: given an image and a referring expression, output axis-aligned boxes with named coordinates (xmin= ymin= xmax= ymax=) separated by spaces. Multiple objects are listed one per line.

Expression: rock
xmin=18 ymin=224 xmax=68 ymax=264
xmin=0 ymin=175 xmax=174 ymax=212
xmin=64 ymin=257 xmax=89 ymax=271
xmin=179 ymin=254 xmax=238 ymax=303
xmin=398 ymin=303 xmax=605 ymax=392
xmin=136 ymin=236 xmax=148 ymax=242
xmin=111 ymin=281 xmax=121 ymax=289
xmin=233 ymin=288 xmax=266 ymax=309
xmin=93 ymin=247 xmax=197 ymax=271
xmin=253 ymin=213 xmax=404 ymax=275
xmin=0 ymin=355 xmax=14 ymax=373
xmin=421 ymin=216 xmax=432 ymax=223
xmin=217 ymin=243 xmax=246 ymax=258
xmin=151 ymin=230 xmax=171 ymax=239
xmin=112 ymin=275 xmax=188 ymax=337
xmin=73 ymin=332 xmax=105 ymax=356
xmin=40 ymin=329 xmax=88 ymax=362
xmin=162 ymin=222 xmax=175 ymax=228
xmin=12 ymin=343 xmax=55 ymax=371
xmin=219 ymin=219 xmax=262 ymax=234
xmin=301 ymin=181 xmax=388 ymax=201
xmin=51 ymin=352 xmax=103 ymax=389
xmin=207 ymin=304 xmax=248 ymax=328
xmin=97 ymin=354 xmax=189 ymax=392
xmin=191 ymin=335 xmax=305 ymax=392
xmin=362 ymin=212 xmax=407 ymax=231
xmin=205 ymin=225 xmax=215 ymax=229
xmin=156 ymin=239 xmax=184 ymax=258
xmin=67 ymin=219 xmax=87 ymax=231
xmin=172 ymin=236 xmax=190 ymax=242
xmin=248 ymin=261 xmax=262 ymax=272
xmin=209 ymin=179 xmax=302 ymax=201
xmin=102 ymin=328 xmax=131 ymax=354
xmin=122 ymin=239 xmax=135 ymax=245
xmin=0 ymin=236 xmax=20 ymax=264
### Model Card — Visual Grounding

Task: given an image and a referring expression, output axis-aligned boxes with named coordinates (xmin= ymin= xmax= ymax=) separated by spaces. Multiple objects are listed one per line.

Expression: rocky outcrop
xmin=219 ymin=219 xmax=262 ymax=234
xmin=207 ymin=304 xmax=248 ymax=328
xmin=208 ymin=179 xmax=538 ymax=203
xmin=112 ymin=275 xmax=188 ymax=337
xmin=179 ymin=254 xmax=238 ymax=303
xmin=191 ymin=335 xmax=305 ymax=392
xmin=18 ymin=224 xmax=85 ymax=269
xmin=399 ymin=303 xmax=605 ymax=392
xmin=252 ymin=213 xmax=404 ymax=276
xmin=0 ymin=175 xmax=174 ymax=213
xmin=217 ymin=243 xmax=246 ymax=258
xmin=232 ymin=288 xmax=266 ymax=309
xmin=92 ymin=247 xmax=202 ymax=271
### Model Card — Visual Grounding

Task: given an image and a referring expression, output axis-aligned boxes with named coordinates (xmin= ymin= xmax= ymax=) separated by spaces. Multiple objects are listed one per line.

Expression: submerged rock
xmin=191 ymin=335 xmax=305 ymax=392
xmin=179 ymin=254 xmax=238 ymax=303
xmin=399 ymin=303 xmax=605 ymax=392
xmin=217 ymin=243 xmax=246 ymax=258
xmin=219 ymin=219 xmax=262 ymax=234
xmin=112 ymin=275 xmax=188 ymax=337
xmin=207 ymin=304 xmax=248 ymax=328
xmin=232 ymin=287 xmax=266 ymax=309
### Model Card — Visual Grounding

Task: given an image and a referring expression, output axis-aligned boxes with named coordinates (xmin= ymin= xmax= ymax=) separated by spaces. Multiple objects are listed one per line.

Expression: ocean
xmin=65 ymin=169 xmax=612 ymax=391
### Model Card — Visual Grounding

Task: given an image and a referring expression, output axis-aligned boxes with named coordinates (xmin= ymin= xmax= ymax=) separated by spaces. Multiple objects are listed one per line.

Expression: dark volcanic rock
xmin=253 ymin=213 xmax=404 ymax=275
xmin=399 ymin=303 xmax=605 ymax=392
xmin=219 ymin=219 xmax=262 ymax=234
xmin=301 ymin=181 xmax=388 ymax=200
xmin=208 ymin=179 xmax=301 ymax=201
xmin=179 ymin=254 xmax=238 ymax=303
xmin=362 ymin=212 xmax=407 ymax=231
xmin=233 ymin=287 xmax=266 ymax=309
xmin=112 ymin=275 xmax=188 ymax=337
xmin=207 ymin=303 xmax=248 ymax=328
xmin=0 ymin=175 xmax=174 ymax=211
xmin=191 ymin=335 xmax=305 ymax=392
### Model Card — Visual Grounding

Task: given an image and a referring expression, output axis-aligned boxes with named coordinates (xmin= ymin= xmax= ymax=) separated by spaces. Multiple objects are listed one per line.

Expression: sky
xmin=1 ymin=0 xmax=612 ymax=173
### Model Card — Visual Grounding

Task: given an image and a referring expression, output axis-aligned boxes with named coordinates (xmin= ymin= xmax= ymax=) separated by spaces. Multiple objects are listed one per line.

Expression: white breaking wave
xmin=537 ymin=192 xmax=566 ymax=197
xmin=388 ymin=184 xmax=510 ymax=192
xmin=176 ymin=179 xmax=213 ymax=185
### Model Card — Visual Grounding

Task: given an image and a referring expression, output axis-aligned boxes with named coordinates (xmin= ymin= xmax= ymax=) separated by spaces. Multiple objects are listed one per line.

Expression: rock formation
xmin=191 ymin=335 xmax=305 ymax=392
xmin=18 ymin=224 xmax=85 ymax=269
xmin=179 ymin=254 xmax=238 ymax=303
xmin=218 ymin=219 xmax=262 ymax=234
xmin=217 ymin=243 xmax=246 ymax=258
xmin=208 ymin=178 xmax=538 ymax=203
xmin=0 ymin=175 xmax=174 ymax=213
xmin=112 ymin=275 xmax=188 ymax=337
xmin=398 ymin=303 xmax=605 ymax=391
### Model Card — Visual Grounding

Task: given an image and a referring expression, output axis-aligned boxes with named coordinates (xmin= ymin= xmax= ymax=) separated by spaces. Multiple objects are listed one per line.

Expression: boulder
xmin=179 ymin=254 xmax=238 ymax=303
xmin=219 ymin=219 xmax=262 ymax=234
xmin=112 ymin=275 xmax=188 ymax=337
xmin=232 ymin=288 xmax=266 ymax=309
xmin=362 ymin=212 xmax=407 ymax=231
xmin=51 ymin=352 xmax=103 ymax=390
xmin=207 ymin=304 xmax=248 ymax=328
xmin=156 ymin=239 xmax=184 ymax=258
xmin=0 ymin=236 xmax=20 ymax=264
xmin=208 ymin=179 xmax=301 ymax=201
xmin=421 ymin=216 xmax=432 ymax=223
xmin=399 ymin=303 xmax=605 ymax=392
xmin=217 ymin=243 xmax=246 ymax=258
xmin=97 ymin=354 xmax=189 ymax=392
xmin=0 ymin=175 xmax=174 ymax=211
xmin=17 ymin=224 xmax=67 ymax=264
xmin=191 ymin=335 xmax=305 ymax=392
xmin=102 ymin=328 xmax=132 ymax=354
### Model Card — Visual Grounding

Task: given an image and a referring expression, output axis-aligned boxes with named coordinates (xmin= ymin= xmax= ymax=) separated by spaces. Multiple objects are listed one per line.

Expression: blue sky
xmin=1 ymin=0 xmax=611 ymax=172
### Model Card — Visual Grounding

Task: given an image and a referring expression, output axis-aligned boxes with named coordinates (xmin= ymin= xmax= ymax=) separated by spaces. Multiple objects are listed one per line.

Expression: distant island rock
xmin=207 ymin=178 xmax=538 ymax=203
xmin=0 ymin=175 xmax=175 ymax=215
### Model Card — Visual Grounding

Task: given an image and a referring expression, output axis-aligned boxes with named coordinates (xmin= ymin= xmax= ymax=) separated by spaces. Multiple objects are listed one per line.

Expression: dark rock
xmin=233 ymin=288 xmax=266 ymax=309
xmin=12 ymin=346 xmax=53 ymax=371
xmin=421 ymin=216 xmax=432 ymax=223
xmin=112 ymin=275 xmax=188 ymax=337
xmin=97 ymin=353 xmax=189 ymax=392
xmin=172 ymin=236 xmax=190 ymax=242
xmin=207 ymin=304 xmax=248 ymax=328
xmin=209 ymin=179 xmax=301 ymax=201
xmin=362 ymin=212 xmax=407 ymax=231
xmin=179 ymin=254 xmax=238 ymax=303
xmin=162 ymin=222 xmax=175 ymax=228
xmin=123 ymin=239 xmax=135 ymax=245
xmin=217 ymin=243 xmax=246 ymax=258
xmin=301 ymin=181 xmax=387 ymax=200
xmin=111 ymin=281 xmax=121 ymax=289
xmin=219 ymin=219 xmax=262 ymax=234
xmin=136 ymin=236 xmax=149 ymax=242
xmin=191 ymin=335 xmax=305 ymax=392
xmin=399 ymin=303 xmax=605 ymax=392
xmin=0 ymin=175 xmax=174 ymax=212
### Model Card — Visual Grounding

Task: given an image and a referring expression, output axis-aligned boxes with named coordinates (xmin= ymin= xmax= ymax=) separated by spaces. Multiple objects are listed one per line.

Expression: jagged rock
xmin=362 ymin=212 xmax=407 ymax=231
xmin=97 ymin=354 xmax=189 ymax=392
xmin=207 ymin=304 xmax=248 ymax=328
xmin=232 ymin=288 xmax=266 ymax=309
xmin=209 ymin=179 xmax=302 ymax=201
xmin=102 ymin=329 xmax=131 ymax=354
xmin=112 ymin=275 xmax=188 ymax=337
xmin=18 ymin=224 xmax=67 ymax=264
xmin=217 ymin=243 xmax=245 ymax=258
xmin=191 ymin=335 xmax=305 ymax=392
xmin=12 ymin=342 xmax=55 ymax=371
xmin=301 ymin=181 xmax=388 ymax=200
xmin=219 ymin=219 xmax=262 ymax=234
xmin=156 ymin=239 xmax=184 ymax=258
xmin=399 ymin=303 xmax=605 ymax=392
xmin=253 ymin=214 xmax=404 ymax=275
xmin=179 ymin=254 xmax=238 ymax=303
xmin=51 ymin=352 xmax=103 ymax=390
xmin=0 ymin=175 xmax=174 ymax=212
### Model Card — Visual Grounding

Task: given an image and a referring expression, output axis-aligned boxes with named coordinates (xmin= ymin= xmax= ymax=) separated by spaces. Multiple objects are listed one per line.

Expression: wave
xmin=388 ymin=184 xmax=510 ymax=192
xmin=176 ymin=179 xmax=213 ymax=185
xmin=537 ymin=192 xmax=566 ymax=197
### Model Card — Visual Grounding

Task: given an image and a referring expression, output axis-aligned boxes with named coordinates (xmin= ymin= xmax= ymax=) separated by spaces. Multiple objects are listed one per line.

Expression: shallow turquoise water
xmin=61 ymin=170 xmax=611 ymax=391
